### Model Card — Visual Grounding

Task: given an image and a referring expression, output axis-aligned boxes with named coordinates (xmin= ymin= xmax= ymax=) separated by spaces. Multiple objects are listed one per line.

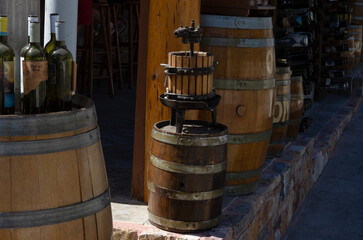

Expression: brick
xmin=113 ymin=229 xmax=137 ymax=240
xmin=273 ymin=162 xmax=290 ymax=201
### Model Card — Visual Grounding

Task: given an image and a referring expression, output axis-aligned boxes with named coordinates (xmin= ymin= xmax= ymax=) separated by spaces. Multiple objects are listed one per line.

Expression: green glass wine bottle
xmin=47 ymin=20 xmax=73 ymax=112
xmin=22 ymin=21 xmax=48 ymax=114
xmin=44 ymin=13 xmax=59 ymax=56
xmin=0 ymin=15 xmax=15 ymax=115
xmin=20 ymin=15 xmax=39 ymax=104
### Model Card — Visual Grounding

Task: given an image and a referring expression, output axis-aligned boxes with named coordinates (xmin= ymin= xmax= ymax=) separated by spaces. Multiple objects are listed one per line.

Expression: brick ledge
xmin=113 ymin=96 xmax=362 ymax=240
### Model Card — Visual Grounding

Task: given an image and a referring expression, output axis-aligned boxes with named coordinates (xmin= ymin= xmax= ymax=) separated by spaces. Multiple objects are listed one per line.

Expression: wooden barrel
xmin=166 ymin=51 xmax=214 ymax=98
xmin=0 ymin=95 xmax=112 ymax=240
xmin=267 ymin=66 xmax=291 ymax=158
xmin=347 ymin=25 xmax=362 ymax=64
xmin=147 ymin=121 xmax=228 ymax=233
xmin=351 ymin=0 xmax=363 ymax=25
xmin=286 ymin=76 xmax=304 ymax=142
xmin=200 ymin=15 xmax=275 ymax=195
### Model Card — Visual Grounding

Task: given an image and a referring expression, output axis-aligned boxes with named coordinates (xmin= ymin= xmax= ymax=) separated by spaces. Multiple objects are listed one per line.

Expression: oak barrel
xmin=166 ymin=51 xmax=214 ymax=98
xmin=147 ymin=121 xmax=228 ymax=233
xmin=286 ymin=76 xmax=304 ymax=142
xmin=0 ymin=95 xmax=112 ymax=240
xmin=347 ymin=25 xmax=362 ymax=64
xmin=267 ymin=66 xmax=291 ymax=158
xmin=351 ymin=0 xmax=363 ymax=26
xmin=200 ymin=15 xmax=275 ymax=195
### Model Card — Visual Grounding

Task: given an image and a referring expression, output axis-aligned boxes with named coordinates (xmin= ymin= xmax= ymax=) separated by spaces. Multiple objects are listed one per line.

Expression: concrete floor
xmin=282 ymin=103 xmax=363 ymax=240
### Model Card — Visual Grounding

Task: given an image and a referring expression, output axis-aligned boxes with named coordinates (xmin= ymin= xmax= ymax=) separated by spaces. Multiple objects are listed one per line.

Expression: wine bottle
xmin=46 ymin=20 xmax=73 ymax=112
xmin=22 ymin=22 xmax=47 ymax=114
xmin=20 ymin=15 xmax=39 ymax=103
xmin=0 ymin=15 xmax=15 ymax=115
xmin=44 ymin=13 xmax=60 ymax=56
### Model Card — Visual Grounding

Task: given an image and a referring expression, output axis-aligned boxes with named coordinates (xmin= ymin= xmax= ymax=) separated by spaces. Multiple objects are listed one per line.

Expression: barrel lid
xmin=0 ymin=94 xmax=97 ymax=137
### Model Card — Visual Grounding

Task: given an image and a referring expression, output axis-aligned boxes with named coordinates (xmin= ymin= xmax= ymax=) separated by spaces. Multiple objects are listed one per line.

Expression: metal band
xmin=0 ymin=190 xmax=110 ymax=229
xmin=273 ymin=121 xmax=289 ymax=128
xmin=226 ymin=165 xmax=264 ymax=180
xmin=275 ymin=80 xmax=291 ymax=86
xmin=148 ymin=212 xmax=220 ymax=231
xmin=276 ymin=67 xmax=291 ymax=74
xmin=200 ymin=14 xmax=273 ymax=30
xmin=201 ymin=37 xmax=274 ymax=48
xmin=290 ymin=94 xmax=304 ymax=100
xmin=289 ymin=118 xmax=302 ymax=125
xmin=214 ymin=78 xmax=275 ymax=90
xmin=228 ymin=129 xmax=272 ymax=144
xmin=225 ymin=181 xmax=259 ymax=195
xmin=353 ymin=16 xmax=363 ymax=21
xmin=352 ymin=2 xmax=363 ymax=6
xmin=276 ymin=95 xmax=291 ymax=101
xmin=290 ymin=76 xmax=303 ymax=82
xmin=151 ymin=128 xmax=228 ymax=147
xmin=0 ymin=128 xmax=100 ymax=156
xmin=0 ymin=95 xmax=97 ymax=137
xmin=147 ymin=181 xmax=224 ymax=201
xmin=149 ymin=153 xmax=226 ymax=174
xmin=347 ymin=25 xmax=363 ymax=29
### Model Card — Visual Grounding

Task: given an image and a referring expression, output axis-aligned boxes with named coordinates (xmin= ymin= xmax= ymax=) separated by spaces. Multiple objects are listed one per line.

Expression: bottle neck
xmin=29 ymin=22 xmax=40 ymax=44
xmin=55 ymin=40 xmax=67 ymax=48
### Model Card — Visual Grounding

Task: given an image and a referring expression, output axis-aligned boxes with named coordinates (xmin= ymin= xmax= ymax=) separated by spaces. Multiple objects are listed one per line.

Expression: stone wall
xmin=113 ymin=96 xmax=362 ymax=240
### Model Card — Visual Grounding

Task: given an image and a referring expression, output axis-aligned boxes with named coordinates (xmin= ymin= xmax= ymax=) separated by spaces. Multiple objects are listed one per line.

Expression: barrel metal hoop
xmin=149 ymin=153 xmax=227 ymax=174
xmin=289 ymin=118 xmax=302 ymax=125
xmin=151 ymin=129 xmax=228 ymax=147
xmin=148 ymin=211 xmax=220 ymax=231
xmin=347 ymin=25 xmax=363 ymax=29
xmin=290 ymin=94 xmax=304 ymax=100
xmin=276 ymin=94 xmax=291 ymax=102
xmin=226 ymin=165 xmax=264 ymax=180
xmin=0 ymin=96 xmax=97 ymax=137
xmin=0 ymin=190 xmax=110 ymax=229
xmin=353 ymin=2 xmax=363 ymax=6
xmin=228 ymin=129 xmax=272 ymax=144
xmin=200 ymin=14 xmax=273 ymax=30
xmin=273 ymin=121 xmax=289 ymax=128
xmin=201 ymin=37 xmax=275 ymax=48
xmin=353 ymin=16 xmax=363 ymax=21
xmin=275 ymin=80 xmax=291 ymax=86
xmin=0 ymin=128 xmax=100 ymax=156
xmin=214 ymin=78 xmax=275 ymax=90
xmin=290 ymin=76 xmax=303 ymax=82
xmin=225 ymin=181 xmax=260 ymax=195
xmin=147 ymin=181 xmax=224 ymax=201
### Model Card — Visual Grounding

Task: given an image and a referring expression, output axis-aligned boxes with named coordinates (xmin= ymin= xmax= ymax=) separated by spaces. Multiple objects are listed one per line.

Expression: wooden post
xmin=131 ymin=0 xmax=150 ymax=201
xmin=138 ymin=0 xmax=201 ymax=203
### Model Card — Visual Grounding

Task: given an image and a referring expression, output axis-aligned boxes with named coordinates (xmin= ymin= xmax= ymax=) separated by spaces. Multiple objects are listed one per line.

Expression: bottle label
xmin=48 ymin=63 xmax=57 ymax=84
xmin=0 ymin=17 xmax=7 ymax=36
xmin=20 ymin=57 xmax=24 ymax=94
xmin=3 ymin=61 xmax=14 ymax=108
xmin=0 ymin=62 xmax=3 ymax=80
xmin=23 ymin=61 xmax=48 ymax=95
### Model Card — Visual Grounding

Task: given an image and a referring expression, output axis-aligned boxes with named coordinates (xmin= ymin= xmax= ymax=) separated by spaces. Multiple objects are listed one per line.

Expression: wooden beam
xmin=131 ymin=0 xmax=150 ymax=201
xmin=143 ymin=0 xmax=201 ymax=203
